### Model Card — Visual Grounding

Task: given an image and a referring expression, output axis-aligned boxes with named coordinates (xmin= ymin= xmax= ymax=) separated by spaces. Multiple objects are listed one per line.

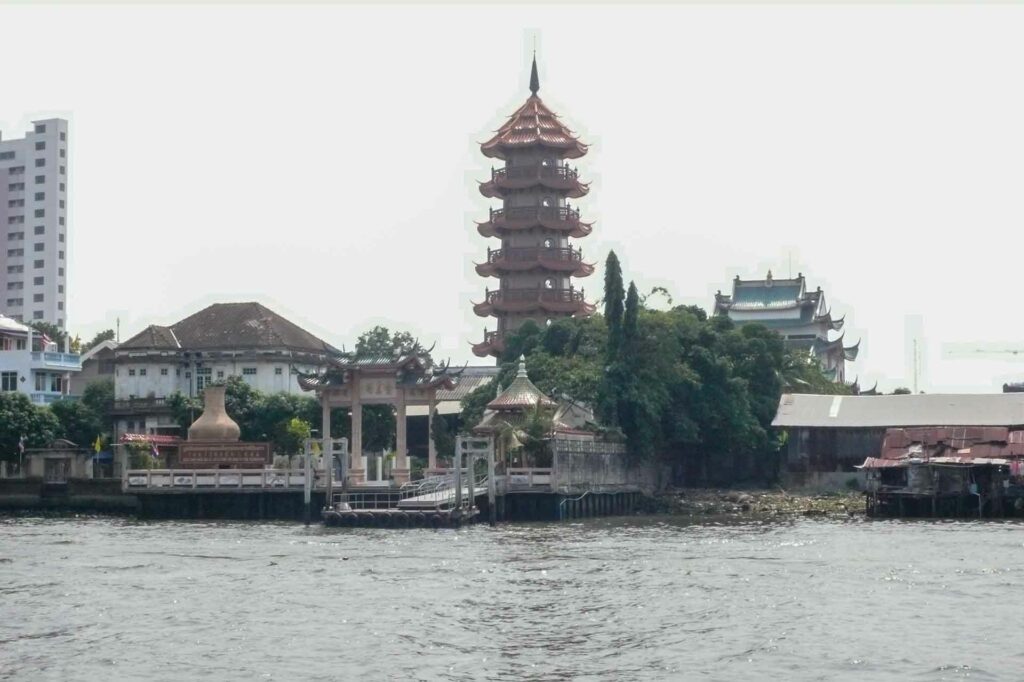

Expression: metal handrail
xmin=486 ymin=246 xmax=582 ymax=264
xmin=492 ymin=165 xmax=579 ymax=182
xmin=489 ymin=206 xmax=580 ymax=222
xmin=485 ymin=288 xmax=585 ymax=305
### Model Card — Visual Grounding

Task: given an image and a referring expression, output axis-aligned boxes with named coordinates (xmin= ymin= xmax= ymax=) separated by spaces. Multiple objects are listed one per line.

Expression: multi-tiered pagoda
xmin=471 ymin=57 xmax=596 ymax=358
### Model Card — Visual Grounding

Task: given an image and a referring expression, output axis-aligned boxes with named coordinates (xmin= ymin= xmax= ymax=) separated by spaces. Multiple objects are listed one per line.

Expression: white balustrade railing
xmin=124 ymin=469 xmax=323 ymax=491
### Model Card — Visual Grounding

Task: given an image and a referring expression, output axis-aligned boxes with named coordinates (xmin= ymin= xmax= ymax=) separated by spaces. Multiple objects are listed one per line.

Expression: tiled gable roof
xmin=119 ymin=302 xmax=334 ymax=354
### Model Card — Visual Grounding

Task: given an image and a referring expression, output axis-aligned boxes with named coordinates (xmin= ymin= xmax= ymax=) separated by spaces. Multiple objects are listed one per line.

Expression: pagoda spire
xmin=529 ymin=53 xmax=540 ymax=95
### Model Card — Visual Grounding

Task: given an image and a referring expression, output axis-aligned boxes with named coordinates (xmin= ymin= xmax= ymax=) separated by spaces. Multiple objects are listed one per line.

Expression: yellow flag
xmin=311 ymin=441 xmax=321 ymax=455
xmin=93 ymin=435 xmax=103 ymax=453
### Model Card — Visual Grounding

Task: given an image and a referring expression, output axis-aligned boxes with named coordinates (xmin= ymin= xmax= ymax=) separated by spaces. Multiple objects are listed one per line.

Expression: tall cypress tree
xmin=603 ymin=251 xmax=625 ymax=359
xmin=618 ymin=281 xmax=650 ymax=458
xmin=598 ymin=252 xmax=627 ymax=427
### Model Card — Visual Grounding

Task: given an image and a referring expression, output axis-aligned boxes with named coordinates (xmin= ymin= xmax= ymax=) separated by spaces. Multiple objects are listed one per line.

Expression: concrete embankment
xmin=0 ymin=478 xmax=139 ymax=514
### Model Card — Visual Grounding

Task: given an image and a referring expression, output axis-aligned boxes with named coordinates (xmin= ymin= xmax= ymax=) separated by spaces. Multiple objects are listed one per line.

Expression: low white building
xmin=111 ymin=302 xmax=336 ymax=438
xmin=0 ymin=314 xmax=81 ymax=405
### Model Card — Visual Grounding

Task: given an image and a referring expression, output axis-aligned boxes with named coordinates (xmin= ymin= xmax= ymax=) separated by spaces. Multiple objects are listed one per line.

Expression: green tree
xmin=81 ymin=378 xmax=114 ymax=419
xmin=603 ymin=251 xmax=625 ymax=359
xmin=892 ymin=387 xmax=912 ymax=395
xmin=672 ymin=304 xmax=708 ymax=322
xmin=501 ymin=320 xmax=542 ymax=362
xmin=50 ymin=399 xmax=104 ymax=449
xmin=29 ymin=321 xmax=67 ymax=346
xmin=355 ymin=326 xmax=431 ymax=362
xmin=0 ymin=393 xmax=61 ymax=462
xmin=459 ymin=377 xmax=502 ymax=433
xmin=431 ymin=409 xmax=456 ymax=462
xmin=281 ymin=417 xmax=312 ymax=456
xmin=81 ymin=329 xmax=116 ymax=353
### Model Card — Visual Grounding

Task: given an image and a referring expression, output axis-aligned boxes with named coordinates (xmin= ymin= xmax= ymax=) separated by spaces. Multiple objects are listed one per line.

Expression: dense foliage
xmin=1 ymin=378 xmax=116 ymax=461
xmin=0 ymin=393 xmax=61 ymax=461
xmin=459 ymin=252 xmax=850 ymax=485
xmin=81 ymin=329 xmax=116 ymax=353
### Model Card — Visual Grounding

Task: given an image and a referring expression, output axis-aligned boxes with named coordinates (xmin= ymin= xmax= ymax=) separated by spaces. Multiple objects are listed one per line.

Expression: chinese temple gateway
xmin=472 ymin=56 xmax=596 ymax=358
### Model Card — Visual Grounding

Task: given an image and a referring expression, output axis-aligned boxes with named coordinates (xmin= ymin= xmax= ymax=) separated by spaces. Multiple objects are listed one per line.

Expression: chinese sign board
xmin=179 ymin=442 xmax=270 ymax=468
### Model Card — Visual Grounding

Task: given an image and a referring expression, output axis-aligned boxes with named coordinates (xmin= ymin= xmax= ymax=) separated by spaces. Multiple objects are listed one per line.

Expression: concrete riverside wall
xmin=551 ymin=440 xmax=664 ymax=494
xmin=0 ymin=478 xmax=138 ymax=513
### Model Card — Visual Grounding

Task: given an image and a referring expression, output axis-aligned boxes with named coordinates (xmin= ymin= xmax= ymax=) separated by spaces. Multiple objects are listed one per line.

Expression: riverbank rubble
xmin=650 ymin=488 xmax=866 ymax=519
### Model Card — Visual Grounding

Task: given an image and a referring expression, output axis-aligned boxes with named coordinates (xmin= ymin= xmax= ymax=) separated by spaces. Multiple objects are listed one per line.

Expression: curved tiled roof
xmin=486 ymin=356 xmax=556 ymax=410
xmin=481 ymin=96 xmax=588 ymax=160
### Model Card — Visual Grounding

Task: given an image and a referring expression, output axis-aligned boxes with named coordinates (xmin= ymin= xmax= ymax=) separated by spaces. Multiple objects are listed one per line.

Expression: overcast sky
xmin=3 ymin=3 xmax=1024 ymax=393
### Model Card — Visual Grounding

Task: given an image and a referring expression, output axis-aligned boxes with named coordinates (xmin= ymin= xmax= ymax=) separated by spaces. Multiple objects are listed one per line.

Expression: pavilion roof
xmin=486 ymin=356 xmax=556 ymax=411
xmin=481 ymin=96 xmax=588 ymax=160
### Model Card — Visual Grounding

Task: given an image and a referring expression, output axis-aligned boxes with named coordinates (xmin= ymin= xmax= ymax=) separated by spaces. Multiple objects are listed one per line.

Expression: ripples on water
xmin=1 ymin=516 xmax=1023 ymax=681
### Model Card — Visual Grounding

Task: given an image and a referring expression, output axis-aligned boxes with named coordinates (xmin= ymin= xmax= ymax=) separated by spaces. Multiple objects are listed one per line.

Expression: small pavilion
xmin=474 ymin=356 xmax=593 ymax=468
xmin=297 ymin=350 xmax=460 ymax=485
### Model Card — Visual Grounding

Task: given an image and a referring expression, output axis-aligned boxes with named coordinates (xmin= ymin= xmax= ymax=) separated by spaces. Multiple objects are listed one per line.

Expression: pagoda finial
xmin=517 ymin=354 xmax=528 ymax=377
xmin=529 ymin=52 xmax=540 ymax=96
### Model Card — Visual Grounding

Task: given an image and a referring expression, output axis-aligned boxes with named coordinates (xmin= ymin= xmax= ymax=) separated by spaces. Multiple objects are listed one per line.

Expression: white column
xmin=427 ymin=392 xmax=437 ymax=473
xmin=350 ymin=401 xmax=364 ymax=484
xmin=393 ymin=392 xmax=409 ymax=484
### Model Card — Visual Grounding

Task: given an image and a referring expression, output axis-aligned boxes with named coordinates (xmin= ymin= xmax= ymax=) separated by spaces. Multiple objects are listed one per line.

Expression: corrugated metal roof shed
xmin=772 ymin=393 xmax=1024 ymax=428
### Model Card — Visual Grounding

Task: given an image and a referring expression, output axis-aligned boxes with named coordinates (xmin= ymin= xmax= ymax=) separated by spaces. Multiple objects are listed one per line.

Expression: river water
xmin=1 ymin=516 xmax=1023 ymax=681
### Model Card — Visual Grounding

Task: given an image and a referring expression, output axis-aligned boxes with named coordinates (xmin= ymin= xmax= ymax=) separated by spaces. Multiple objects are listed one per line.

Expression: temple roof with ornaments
xmin=486 ymin=356 xmax=557 ymax=411
xmin=480 ymin=58 xmax=588 ymax=161
xmin=295 ymin=346 xmax=462 ymax=393
xmin=713 ymin=271 xmax=845 ymax=333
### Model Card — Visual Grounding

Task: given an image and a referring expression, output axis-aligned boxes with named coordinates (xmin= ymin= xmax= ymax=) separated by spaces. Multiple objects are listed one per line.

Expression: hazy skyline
xmin=3 ymin=4 xmax=1024 ymax=392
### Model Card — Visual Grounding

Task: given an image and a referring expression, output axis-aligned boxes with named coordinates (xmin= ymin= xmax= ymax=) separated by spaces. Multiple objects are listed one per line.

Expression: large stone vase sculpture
xmin=188 ymin=385 xmax=241 ymax=442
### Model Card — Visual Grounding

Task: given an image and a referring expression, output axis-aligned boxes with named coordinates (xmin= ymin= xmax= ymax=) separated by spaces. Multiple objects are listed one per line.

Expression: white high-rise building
xmin=0 ymin=118 xmax=69 ymax=329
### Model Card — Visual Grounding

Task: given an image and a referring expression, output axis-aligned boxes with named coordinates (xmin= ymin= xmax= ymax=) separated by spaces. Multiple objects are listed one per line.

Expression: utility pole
xmin=303 ymin=438 xmax=313 ymax=526
xmin=913 ymin=340 xmax=919 ymax=394
xmin=487 ymin=437 xmax=496 ymax=526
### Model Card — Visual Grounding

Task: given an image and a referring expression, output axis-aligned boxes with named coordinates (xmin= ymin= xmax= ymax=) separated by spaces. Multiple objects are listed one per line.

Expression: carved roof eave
xmin=843 ymin=339 xmax=861 ymax=362
xmin=480 ymin=96 xmax=588 ymax=161
xmin=295 ymin=364 xmax=462 ymax=394
xmin=481 ymin=139 xmax=588 ymax=161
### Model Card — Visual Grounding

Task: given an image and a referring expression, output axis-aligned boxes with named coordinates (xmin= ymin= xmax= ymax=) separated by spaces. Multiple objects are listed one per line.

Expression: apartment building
xmin=0 ymin=118 xmax=69 ymax=328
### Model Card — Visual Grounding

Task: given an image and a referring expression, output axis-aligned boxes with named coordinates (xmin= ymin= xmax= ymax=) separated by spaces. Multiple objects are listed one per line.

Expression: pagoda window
xmin=541 ymin=157 xmax=555 ymax=167
xmin=543 ymin=238 xmax=554 ymax=249
xmin=544 ymin=278 xmax=555 ymax=289
xmin=541 ymin=195 xmax=554 ymax=208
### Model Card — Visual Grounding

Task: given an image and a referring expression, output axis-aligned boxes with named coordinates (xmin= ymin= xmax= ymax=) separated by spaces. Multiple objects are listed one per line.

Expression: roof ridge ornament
xmin=517 ymin=354 xmax=528 ymax=378
xmin=529 ymin=52 xmax=540 ymax=96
